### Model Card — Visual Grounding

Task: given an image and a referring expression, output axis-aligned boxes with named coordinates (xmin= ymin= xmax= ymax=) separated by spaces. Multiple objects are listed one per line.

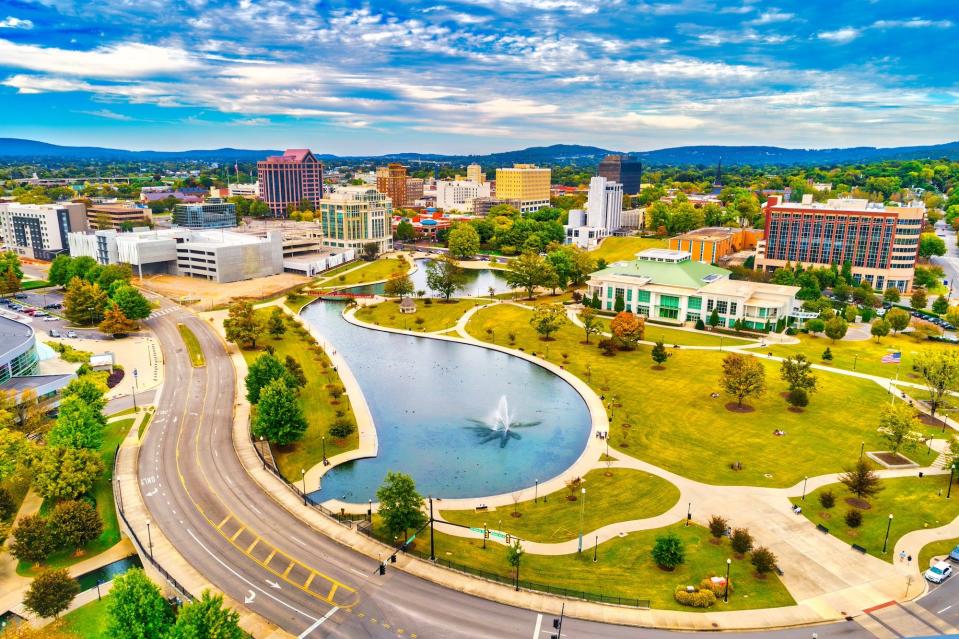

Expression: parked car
xmin=33 ymin=310 xmax=47 ymax=317
xmin=925 ymin=561 xmax=953 ymax=583
xmin=12 ymin=293 xmax=27 ymax=300
xmin=49 ymin=329 xmax=61 ymax=338
xmin=950 ymin=545 xmax=959 ymax=562
xmin=66 ymin=330 xmax=78 ymax=338
xmin=42 ymin=316 xmax=58 ymax=322
xmin=23 ymin=309 xmax=35 ymax=316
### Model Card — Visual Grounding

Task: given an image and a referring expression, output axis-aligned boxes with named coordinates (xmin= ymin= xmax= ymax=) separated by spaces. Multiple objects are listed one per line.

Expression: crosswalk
xmin=148 ymin=307 xmax=179 ymax=320
xmin=856 ymin=600 xmax=957 ymax=638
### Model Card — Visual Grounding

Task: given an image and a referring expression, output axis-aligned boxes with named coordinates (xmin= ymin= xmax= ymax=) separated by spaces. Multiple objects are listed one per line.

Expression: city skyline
xmin=0 ymin=0 xmax=956 ymax=153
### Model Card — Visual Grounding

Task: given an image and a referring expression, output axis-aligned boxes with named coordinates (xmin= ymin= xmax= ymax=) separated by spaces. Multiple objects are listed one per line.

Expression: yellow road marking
xmin=246 ymin=538 xmax=259 ymax=553
xmin=217 ymin=515 xmax=231 ymax=529
xmin=264 ymin=549 xmax=276 ymax=564
xmin=303 ymin=573 xmax=316 ymax=590
xmin=327 ymin=583 xmax=338 ymax=600
xmin=282 ymin=562 xmax=295 ymax=578
xmin=229 ymin=526 xmax=246 ymax=542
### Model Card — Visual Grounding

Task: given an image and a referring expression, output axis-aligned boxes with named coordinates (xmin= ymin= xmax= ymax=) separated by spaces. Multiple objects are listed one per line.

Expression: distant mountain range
xmin=2 ymin=137 xmax=958 ymax=167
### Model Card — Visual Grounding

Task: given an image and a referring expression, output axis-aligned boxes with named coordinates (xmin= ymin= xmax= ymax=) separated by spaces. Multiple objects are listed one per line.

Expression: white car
xmin=925 ymin=561 xmax=953 ymax=583
xmin=43 ymin=316 xmax=58 ymax=322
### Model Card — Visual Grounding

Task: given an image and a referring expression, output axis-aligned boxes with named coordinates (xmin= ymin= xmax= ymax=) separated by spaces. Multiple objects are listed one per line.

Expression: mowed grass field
xmin=594 ymin=317 xmax=757 ymax=348
xmin=317 ymin=256 xmax=410 ymax=288
xmin=589 ymin=236 xmax=668 ymax=263
xmin=355 ymin=298 xmax=487 ymax=333
xmin=466 ymin=303 xmax=902 ymax=487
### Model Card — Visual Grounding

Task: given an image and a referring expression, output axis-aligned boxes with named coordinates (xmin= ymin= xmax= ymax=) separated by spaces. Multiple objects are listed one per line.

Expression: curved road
xmin=139 ymin=303 xmax=959 ymax=639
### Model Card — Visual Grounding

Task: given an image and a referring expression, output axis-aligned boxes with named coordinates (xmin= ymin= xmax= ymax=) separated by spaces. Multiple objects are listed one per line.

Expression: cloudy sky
xmin=0 ymin=0 xmax=956 ymax=154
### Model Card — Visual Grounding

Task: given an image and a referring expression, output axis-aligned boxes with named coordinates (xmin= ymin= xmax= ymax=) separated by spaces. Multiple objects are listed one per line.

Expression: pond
xmin=343 ymin=258 xmax=512 ymax=298
xmin=301 ymin=300 xmax=592 ymax=504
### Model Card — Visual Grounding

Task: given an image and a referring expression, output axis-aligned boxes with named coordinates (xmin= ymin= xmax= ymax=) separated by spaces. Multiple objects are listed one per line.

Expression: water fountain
xmin=467 ymin=395 xmax=540 ymax=448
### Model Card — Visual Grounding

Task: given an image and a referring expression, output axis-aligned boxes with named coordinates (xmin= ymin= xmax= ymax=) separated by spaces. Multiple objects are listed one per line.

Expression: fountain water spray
xmin=467 ymin=395 xmax=540 ymax=448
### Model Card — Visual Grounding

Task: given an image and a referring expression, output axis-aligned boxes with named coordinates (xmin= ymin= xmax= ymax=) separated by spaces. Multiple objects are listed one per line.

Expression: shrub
xmin=822 ymin=347 xmax=833 ymax=361
xmin=786 ymin=388 xmax=809 ymax=409
xmin=673 ymin=586 xmax=716 ymax=608
xmin=651 ymin=533 xmax=686 ymax=570
xmin=598 ymin=337 xmax=617 ymax=356
xmin=785 ymin=327 xmax=797 ymax=336
xmin=424 ymin=298 xmax=433 ymax=306
xmin=751 ymin=546 xmax=777 ymax=576
xmin=698 ymin=577 xmax=732 ymax=596
xmin=730 ymin=528 xmax=754 ymax=555
xmin=707 ymin=515 xmax=728 ymax=540
xmin=0 ymin=487 xmax=15 ymax=520
xmin=819 ymin=490 xmax=835 ymax=509
xmin=329 ymin=418 xmax=356 ymax=439
xmin=508 ymin=331 xmax=516 ymax=344
xmin=695 ymin=318 xmax=706 ymax=330
xmin=844 ymin=509 xmax=863 ymax=528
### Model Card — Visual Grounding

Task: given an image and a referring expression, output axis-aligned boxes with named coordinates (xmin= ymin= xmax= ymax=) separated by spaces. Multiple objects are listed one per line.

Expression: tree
xmin=167 ymin=591 xmax=243 ymax=639
xmin=786 ymin=388 xmax=809 ymax=410
xmin=870 ymin=318 xmax=891 ymax=342
xmin=651 ymin=340 xmax=668 ymax=367
xmin=97 ymin=264 xmax=133 ymax=291
xmin=933 ymin=295 xmax=950 ymax=315
xmin=708 ymin=308 xmax=720 ymax=328
xmin=708 ymin=515 xmax=728 ymax=541
xmin=805 ymin=318 xmax=825 ymax=335
xmin=98 ymin=305 xmax=138 ymax=337
xmin=1 ymin=266 xmax=21 ymax=297
xmin=824 ymin=316 xmax=848 ymax=343
xmin=914 ymin=350 xmax=959 ymax=420
xmin=750 ymin=547 xmax=777 ymax=576
xmin=720 ymin=354 xmax=766 ymax=407
xmin=819 ymin=490 xmax=835 ymax=509
xmin=49 ymin=500 xmax=102 ymax=552
xmin=31 ymin=446 xmax=104 ymax=501
xmin=910 ymin=287 xmax=928 ymax=310
xmin=919 ymin=233 xmax=947 ymax=258
xmin=47 ymin=395 xmax=104 ymax=450
xmin=877 ymin=402 xmax=923 ymax=453
xmin=109 ymin=286 xmax=151 ymax=322
xmin=886 ymin=308 xmax=910 ymax=333
xmin=395 ymin=219 xmax=415 ymax=242
xmin=447 ymin=224 xmax=481 ymax=259
xmin=779 ymin=354 xmax=817 ymax=394
xmin=283 ymin=355 xmax=307 ymax=389
xmin=529 ymin=304 xmax=567 ymax=341
xmin=252 ymin=378 xmax=307 ymax=446
xmin=384 ymin=273 xmax=414 ymax=298
xmin=106 ymin=568 xmax=173 ymax=639
xmin=610 ymin=311 xmax=644 ymax=350
xmin=23 ymin=569 xmax=78 ymax=619
xmin=267 ymin=308 xmax=287 ymax=339
xmin=0 ymin=622 xmax=78 ymax=639
xmin=883 ymin=287 xmax=901 ymax=303
xmin=245 ymin=352 xmax=289 ymax=404
xmin=578 ymin=307 xmax=600 ymax=345
xmin=506 ymin=540 xmax=524 ymax=590
xmin=63 ymin=277 xmax=109 ymax=325
xmin=10 ymin=515 xmax=55 ymax=564
xmin=504 ymin=252 xmax=554 ymax=299
xmin=613 ymin=295 xmax=625 ymax=313
xmin=47 ymin=254 xmax=73 ymax=287
xmin=425 ymin=256 xmax=467 ymax=301
xmin=839 ymin=460 xmax=884 ymax=501
xmin=0 ymin=428 xmax=24 ymax=484
xmin=376 ymin=471 xmax=426 ymax=543
xmin=651 ymin=532 xmax=685 ymax=570
xmin=730 ymin=528 xmax=754 ymax=555
xmin=223 ymin=300 xmax=263 ymax=349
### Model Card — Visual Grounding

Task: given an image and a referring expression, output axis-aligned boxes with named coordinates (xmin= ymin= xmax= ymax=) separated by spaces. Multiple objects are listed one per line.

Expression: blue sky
xmin=0 ymin=0 xmax=956 ymax=154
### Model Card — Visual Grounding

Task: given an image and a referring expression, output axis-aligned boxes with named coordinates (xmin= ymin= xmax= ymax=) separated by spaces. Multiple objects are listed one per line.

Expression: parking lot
xmin=0 ymin=288 xmax=115 ymax=342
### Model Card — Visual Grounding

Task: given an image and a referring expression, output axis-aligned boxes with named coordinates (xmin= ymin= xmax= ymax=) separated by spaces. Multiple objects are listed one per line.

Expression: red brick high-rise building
xmin=257 ymin=149 xmax=324 ymax=218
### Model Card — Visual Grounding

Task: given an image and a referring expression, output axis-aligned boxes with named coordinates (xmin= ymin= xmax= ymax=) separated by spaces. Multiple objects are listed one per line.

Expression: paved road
xmin=932 ymin=221 xmax=959 ymax=298
xmin=137 ymin=302 xmax=959 ymax=638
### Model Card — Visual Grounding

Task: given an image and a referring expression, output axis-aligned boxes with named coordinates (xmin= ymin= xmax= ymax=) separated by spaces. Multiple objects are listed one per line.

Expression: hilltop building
xmin=257 ymin=149 xmax=324 ymax=218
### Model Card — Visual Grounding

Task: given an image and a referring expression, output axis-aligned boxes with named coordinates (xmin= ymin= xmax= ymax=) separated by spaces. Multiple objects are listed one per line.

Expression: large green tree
xmin=63 ymin=277 xmax=109 ymax=325
xmin=23 ymin=569 xmax=78 ymax=619
xmin=779 ymin=354 xmax=817 ymax=394
xmin=245 ymin=353 xmax=291 ymax=404
xmin=31 ymin=446 xmax=104 ymax=501
xmin=224 ymin=300 xmax=263 ymax=349
xmin=447 ymin=224 xmax=480 ymax=259
xmin=376 ymin=471 xmax=427 ymax=542
xmin=10 ymin=515 xmax=55 ymax=564
xmin=505 ymin=252 xmax=554 ymax=299
xmin=111 ymin=285 xmax=152 ymax=320
xmin=529 ymin=303 xmax=567 ymax=341
xmin=49 ymin=500 xmax=103 ymax=551
xmin=424 ymin=256 xmax=467 ymax=301
xmin=47 ymin=395 xmax=104 ymax=450
xmin=720 ymin=353 xmax=766 ymax=407
xmin=167 ymin=591 xmax=243 ymax=639
xmin=914 ymin=350 xmax=959 ymax=419
xmin=252 ymin=378 xmax=307 ymax=445
xmin=106 ymin=568 xmax=174 ymax=639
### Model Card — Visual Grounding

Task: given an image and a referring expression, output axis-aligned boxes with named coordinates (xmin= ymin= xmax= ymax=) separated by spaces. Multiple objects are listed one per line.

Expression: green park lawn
xmin=766 ymin=331 xmax=954 ymax=381
xmin=402 ymin=522 xmax=794 ymax=611
xmin=466 ymin=304 xmax=905 ymax=487
xmin=60 ymin=595 xmax=110 ymax=637
xmin=589 ymin=236 xmax=668 ymax=263
xmin=318 ymin=256 xmax=410 ymax=289
xmin=18 ymin=418 xmax=134 ymax=576
xmin=355 ymin=298 xmax=487 ymax=333
xmin=284 ymin=292 xmax=317 ymax=314
xmin=243 ymin=309 xmax=358 ymax=481
xmin=439 ymin=468 xmax=680 ymax=542
xmin=176 ymin=323 xmax=205 ymax=367
xmin=792 ymin=475 xmax=959 ymax=561
xmin=919 ymin=536 xmax=959 ymax=570
xmin=595 ymin=318 xmax=757 ymax=348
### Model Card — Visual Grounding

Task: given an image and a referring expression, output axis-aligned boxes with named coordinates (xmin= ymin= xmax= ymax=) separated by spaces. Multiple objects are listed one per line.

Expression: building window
xmin=637 ymin=290 xmax=650 ymax=303
xmin=688 ymin=296 xmax=702 ymax=310
xmin=660 ymin=295 xmax=679 ymax=309
xmin=659 ymin=307 xmax=679 ymax=320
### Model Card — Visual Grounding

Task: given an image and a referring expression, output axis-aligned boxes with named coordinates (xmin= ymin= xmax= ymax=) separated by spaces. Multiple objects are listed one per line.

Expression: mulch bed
xmin=651 ymin=365 xmax=666 ymax=370
xmin=787 ymin=407 xmax=804 ymax=413
xmin=725 ymin=402 xmax=755 ymax=413
xmin=845 ymin=497 xmax=872 ymax=510
xmin=873 ymin=451 xmax=915 ymax=466
xmin=917 ymin=413 xmax=946 ymax=428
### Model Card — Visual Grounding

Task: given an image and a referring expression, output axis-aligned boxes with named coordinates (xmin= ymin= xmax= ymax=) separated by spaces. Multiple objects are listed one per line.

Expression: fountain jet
xmin=467 ymin=395 xmax=540 ymax=448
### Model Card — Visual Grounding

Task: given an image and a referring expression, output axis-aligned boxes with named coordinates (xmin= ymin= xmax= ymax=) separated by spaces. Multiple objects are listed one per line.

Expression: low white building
xmin=564 ymin=177 xmax=624 ymax=249
xmin=68 ymin=228 xmax=283 ymax=283
xmin=434 ymin=180 xmax=491 ymax=213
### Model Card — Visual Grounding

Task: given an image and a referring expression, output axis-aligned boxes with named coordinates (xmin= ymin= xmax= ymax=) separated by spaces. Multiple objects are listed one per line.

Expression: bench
xmin=851 ymin=544 xmax=867 ymax=554
xmin=774 ymin=566 xmax=784 ymax=577
xmin=816 ymin=523 xmax=829 ymax=534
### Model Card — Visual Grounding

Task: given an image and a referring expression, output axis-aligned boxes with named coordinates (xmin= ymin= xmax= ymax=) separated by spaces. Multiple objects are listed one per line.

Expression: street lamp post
xmin=724 ymin=558 xmax=731 ymax=603
xmin=429 ymin=497 xmax=435 ymax=562
xmin=882 ymin=513 xmax=894 ymax=554
xmin=146 ymin=519 xmax=153 ymax=560
xmin=860 ymin=441 xmax=865 ymax=461
xmin=801 ymin=476 xmax=808 ymax=500
xmin=300 ymin=469 xmax=307 ymax=505
xmin=483 ymin=523 xmax=487 ymax=549
xmin=578 ymin=488 xmax=586 ymax=553
xmin=949 ymin=467 xmax=954 ymax=499
xmin=322 ymin=436 xmax=327 ymax=466
xmin=593 ymin=535 xmax=598 ymax=562
xmin=685 ymin=502 xmax=691 ymax=527
xmin=534 ymin=479 xmax=539 ymax=504
xmin=368 ymin=499 xmax=373 ymax=522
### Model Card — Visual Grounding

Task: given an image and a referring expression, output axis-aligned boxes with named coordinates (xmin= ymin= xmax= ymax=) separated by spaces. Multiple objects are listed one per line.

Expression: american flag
xmin=881 ymin=352 xmax=901 ymax=364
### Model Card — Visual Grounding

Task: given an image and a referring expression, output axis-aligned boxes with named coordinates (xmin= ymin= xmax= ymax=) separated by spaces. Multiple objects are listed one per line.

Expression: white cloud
xmin=475 ymin=98 xmax=559 ymax=116
xmin=231 ymin=117 xmax=270 ymax=126
xmin=817 ymin=27 xmax=860 ymax=43
xmin=2 ymin=74 xmax=94 ymax=93
xmin=0 ymin=39 xmax=199 ymax=77
xmin=872 ymin=18 xmax=953 ymax=29
xmin=78 ymin=108 xmax=135 ymax=121
xmin=747 ymin=10 xmax=793 ymax=25
xmin=0 ymin=16 xmax=33 ymax=29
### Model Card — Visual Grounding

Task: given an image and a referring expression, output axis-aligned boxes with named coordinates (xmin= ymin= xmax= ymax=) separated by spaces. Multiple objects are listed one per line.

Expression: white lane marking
xmin=348 ymin=567 xmax=366 ymax=577
xmin=939 ymin=604 xmax=953 ymax=613
xmin=532 ymin=613 xmax=542 ymax=639
xmin=186 ymin=529 xmax=317 ymax=621
xmin=290 ymin=535 xmax=307 ymax=547
xmin=249 ymin=504 xmax=261 ymax=515
xmin=244 ymin=590 xmax=256 ymax=604
xmin=297 ymin=606 xmax=339 ymax=638
xmin=266 ymin=579 xmax=282 ymax=590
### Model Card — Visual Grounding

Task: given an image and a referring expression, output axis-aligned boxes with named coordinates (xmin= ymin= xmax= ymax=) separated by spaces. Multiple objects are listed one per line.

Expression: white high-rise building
xmin=434 ymin=180 xmax=492 ymax=212
xmin=585 ymin=176 xmax=623 ymax=231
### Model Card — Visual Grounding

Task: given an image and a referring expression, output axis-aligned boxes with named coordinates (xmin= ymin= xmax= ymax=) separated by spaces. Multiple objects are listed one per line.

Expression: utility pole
xmin=429 ymin=497 xmax=435 ymax=561
xmin=551 ymin=603 xmax=565 ymax=639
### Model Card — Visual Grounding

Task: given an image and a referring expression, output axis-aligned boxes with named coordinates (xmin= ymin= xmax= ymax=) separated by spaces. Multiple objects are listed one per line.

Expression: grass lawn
xmin=766 ymin=332 xmax=955 ymax=381
xmin=107 ymin=407 xmax=137 ymax=419
xmin=355 ymin=298 xmax=486 ymax=333
xmin=792 ymin=475 xmax=959 ymax=561
xmin=18 ymin=418 xmax=134 ymax=576
xmin=589 ymin=236 xmax=668 ymax=263
xmin=285 ymin=292 xmax=317 ymax=314
xmin=176 ymin=323 xmax=205 ymax=367
xmin=137 ymin=410 xmax=153 ymax=440
xmin=466 ymin=304 xmax=908 ymax=487
xmin=22 ymin=280 xmax=51 ymax=290
xmin=399 ymin=522 xmax=793 ymax=611
xmin=314 ymin=260 xmax=362 ymax=281
xmin=60 ymin=595 xmax=110 ymax=637
xmin=595 ymin=318 xmax=757 ymax=348
xmin=439 ymin=468 xmax=680 ymax=542
xmin=242 ymin=310 xmax=358 ymax=481
xmin=919 ymin=536 xmax=959 ymax=570
xmin=318 ymin=256 xmax=409 ymax=288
